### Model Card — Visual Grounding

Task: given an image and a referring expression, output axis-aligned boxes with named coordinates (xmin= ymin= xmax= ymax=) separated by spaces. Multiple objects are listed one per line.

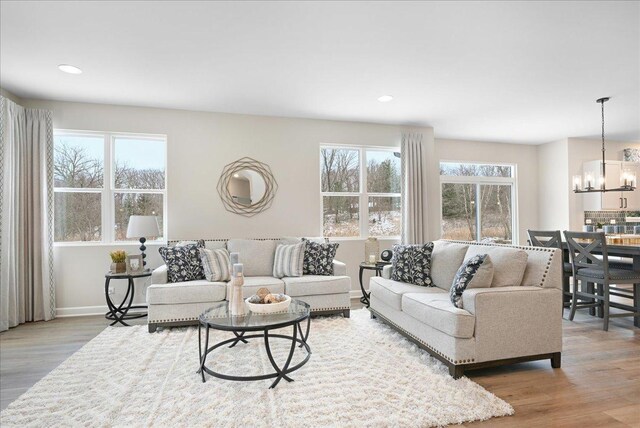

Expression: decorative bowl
xmin=245 ymin=295 xmax=291 ymax=314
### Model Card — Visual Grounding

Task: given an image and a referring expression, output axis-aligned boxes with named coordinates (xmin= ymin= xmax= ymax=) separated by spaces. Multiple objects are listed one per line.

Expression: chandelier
xmin=573 ymin=97 xmax=636 ymax=193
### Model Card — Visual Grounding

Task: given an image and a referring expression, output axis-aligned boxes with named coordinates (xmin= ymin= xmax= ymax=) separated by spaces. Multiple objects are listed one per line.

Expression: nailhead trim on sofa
xmin=372 ymin=310 xmax=471 ymax=364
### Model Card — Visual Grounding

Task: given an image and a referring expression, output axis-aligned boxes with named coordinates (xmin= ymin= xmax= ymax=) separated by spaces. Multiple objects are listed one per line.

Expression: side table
xmin=359 ymin=262 xmax=391 ymax=308
xmin=104 ymin=270 xmax=151 ymax=326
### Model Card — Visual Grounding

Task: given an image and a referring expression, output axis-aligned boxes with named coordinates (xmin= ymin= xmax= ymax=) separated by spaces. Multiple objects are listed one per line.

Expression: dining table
xmin=561 ymin=238 xmax=640 ymax=327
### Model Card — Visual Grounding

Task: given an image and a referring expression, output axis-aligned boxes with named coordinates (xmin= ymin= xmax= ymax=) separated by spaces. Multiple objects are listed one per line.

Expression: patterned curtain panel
xmin=0 ymin=96 xmax=56 ymax=332
xmin=400 ymin=132 xmax=429 ymax=245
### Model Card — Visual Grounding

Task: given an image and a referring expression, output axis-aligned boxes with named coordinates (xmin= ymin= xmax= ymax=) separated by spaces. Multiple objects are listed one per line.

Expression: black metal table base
xmin=198 ymin=318 xmax=311 ymax=389
xmin=104 ymin=276 xmax=148 ymax=326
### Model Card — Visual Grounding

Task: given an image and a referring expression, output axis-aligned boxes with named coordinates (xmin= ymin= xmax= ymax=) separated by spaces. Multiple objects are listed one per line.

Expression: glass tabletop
xmin=199 ymin=299 xmax=311 ymax=331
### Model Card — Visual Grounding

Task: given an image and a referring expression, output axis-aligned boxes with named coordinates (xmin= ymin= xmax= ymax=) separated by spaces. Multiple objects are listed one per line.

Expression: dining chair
xmin=527 ymin=230 xmax=572 ymax=308
xmin=563 ymin=231 xmax=640 ymax=331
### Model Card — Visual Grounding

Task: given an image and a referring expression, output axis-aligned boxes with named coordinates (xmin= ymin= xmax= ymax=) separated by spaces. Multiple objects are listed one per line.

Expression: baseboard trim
xmin=56 ymin=306 xmax=109 ymax=317
xmin=350 ymin=290 xmax=365 ymax=300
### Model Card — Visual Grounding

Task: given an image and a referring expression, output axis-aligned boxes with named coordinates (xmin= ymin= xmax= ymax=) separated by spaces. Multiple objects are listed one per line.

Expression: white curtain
xmin=401 ymin=132 xmax=429 ymax=244
xmin=0 ymin=96 xmax=56 ymax=332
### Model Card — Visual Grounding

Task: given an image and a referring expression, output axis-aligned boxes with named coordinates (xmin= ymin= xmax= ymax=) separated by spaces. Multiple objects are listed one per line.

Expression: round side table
xmin=104 ymin=271 xmax=151 ymax=326
xmin=359 ymin=262 xmax=391 ymax=308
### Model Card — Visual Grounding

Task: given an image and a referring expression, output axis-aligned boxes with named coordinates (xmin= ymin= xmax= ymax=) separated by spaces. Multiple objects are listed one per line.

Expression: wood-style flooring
xmin=1 ymin=303 xmax=638 ymax=426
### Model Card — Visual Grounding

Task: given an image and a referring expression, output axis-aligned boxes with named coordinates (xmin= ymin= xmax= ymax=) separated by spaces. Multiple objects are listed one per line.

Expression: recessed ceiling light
xmin=377 ymin=95 xmax=393 ymax=103
xmin=233 ymin=173 xmax=240 ymax=178
xmin=58 ymin=64 xmax=82 ymax=74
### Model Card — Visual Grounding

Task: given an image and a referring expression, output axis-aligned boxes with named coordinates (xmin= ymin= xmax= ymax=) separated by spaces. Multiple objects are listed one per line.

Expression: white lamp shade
xmin=126 ymin=215 xmax=160 ymax=239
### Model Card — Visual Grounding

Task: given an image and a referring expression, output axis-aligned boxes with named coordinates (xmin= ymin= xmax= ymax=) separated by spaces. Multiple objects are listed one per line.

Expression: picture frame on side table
xmin=126 ymin=254 xmax=144 ymax=274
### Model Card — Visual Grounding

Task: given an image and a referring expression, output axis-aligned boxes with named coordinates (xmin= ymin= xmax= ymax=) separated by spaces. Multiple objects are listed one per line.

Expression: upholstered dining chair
xmin=528 ymin=229 xmax=572 ymax=308
xmin=563 ymin=231 xmax=640 ymax=331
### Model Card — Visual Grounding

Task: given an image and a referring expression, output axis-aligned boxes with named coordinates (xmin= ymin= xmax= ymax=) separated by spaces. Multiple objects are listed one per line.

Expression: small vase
xmin=230 ymin=264 xmax=246 ymax=316
xmin=110 ymin=262 xmax=126 ymax=273
xmin=365 ymin=237 xmax=379 ymax=263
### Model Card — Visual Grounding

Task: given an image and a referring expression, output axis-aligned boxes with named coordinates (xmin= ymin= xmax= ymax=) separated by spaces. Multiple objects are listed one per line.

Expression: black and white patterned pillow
xmin=450 ymin=254 xmax=489 ymax=309
xmin=159 ymin=244 xmax=205 ymax=283
xmin=302 ymin=238 xmax=339 ymax=276
xmin=391 ymin=243 xmax=435 ymax=286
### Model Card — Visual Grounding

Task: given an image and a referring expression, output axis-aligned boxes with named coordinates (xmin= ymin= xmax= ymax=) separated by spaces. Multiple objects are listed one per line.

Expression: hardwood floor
xmin=1 ymin=305 xmax=638 ymax=426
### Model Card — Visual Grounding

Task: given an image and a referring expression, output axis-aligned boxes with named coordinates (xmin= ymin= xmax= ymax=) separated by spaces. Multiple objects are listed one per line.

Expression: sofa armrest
xmin=462 ymin=286 xmax=562 ymax=362
xmin=152 ymin=264 xmax=169 ymax=284
xmin=382 ymin=264 xmax=393 ymax=279
xmin=333 ymin=260 xmax=347 ymax=276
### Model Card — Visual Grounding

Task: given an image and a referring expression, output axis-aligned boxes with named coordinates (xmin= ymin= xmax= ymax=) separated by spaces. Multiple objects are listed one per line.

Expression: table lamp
xmin=126 ymin=215 xmax=160 ymax=267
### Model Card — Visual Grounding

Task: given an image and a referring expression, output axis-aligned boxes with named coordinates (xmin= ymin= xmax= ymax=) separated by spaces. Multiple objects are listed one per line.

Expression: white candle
xmin=369 ymin=254 xmax=376 ymax=264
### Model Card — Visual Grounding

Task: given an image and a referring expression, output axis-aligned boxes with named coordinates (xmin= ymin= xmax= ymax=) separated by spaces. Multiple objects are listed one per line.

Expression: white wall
xmin=434 ymin=138 xmax=539 ymax=244
xmin=22 ymin=99 xmax=435 ymax=314
xmin=536 ymin=139 xmax=570 ymax=231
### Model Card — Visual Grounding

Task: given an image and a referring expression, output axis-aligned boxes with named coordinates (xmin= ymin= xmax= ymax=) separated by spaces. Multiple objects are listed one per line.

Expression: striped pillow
xmin=273 ymin=242 xmax=305 ymax=279
xmin=199 ymin=248 xmax=231 ymax=282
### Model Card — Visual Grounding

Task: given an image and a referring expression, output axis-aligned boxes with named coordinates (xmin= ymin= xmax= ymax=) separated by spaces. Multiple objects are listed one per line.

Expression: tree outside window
xmin=53 ymin=132 xmax=166 ymax=243
xmin=440 ymin=162 xmax=515 ymax=244
xmin=321 ymin=147 xmax=400 ymax=238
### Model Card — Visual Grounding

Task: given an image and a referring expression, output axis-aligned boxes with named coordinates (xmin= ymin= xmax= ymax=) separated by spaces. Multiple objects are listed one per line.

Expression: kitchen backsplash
xmin=584 ymin=210 xmax=640 ymax=232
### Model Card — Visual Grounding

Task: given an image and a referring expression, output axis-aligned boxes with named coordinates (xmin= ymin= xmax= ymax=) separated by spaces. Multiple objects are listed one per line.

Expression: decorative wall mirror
xmin=217 ymin=157 xmax=277 ymax=217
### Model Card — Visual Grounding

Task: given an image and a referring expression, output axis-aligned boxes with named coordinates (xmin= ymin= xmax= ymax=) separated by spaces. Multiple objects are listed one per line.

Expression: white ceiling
xmin=1 ymin=1 xmax=638 ymax=144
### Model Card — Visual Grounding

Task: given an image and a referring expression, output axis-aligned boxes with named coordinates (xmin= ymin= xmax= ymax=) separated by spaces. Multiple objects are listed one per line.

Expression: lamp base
xmin=139 ymin=237 xmax=147 ymax=266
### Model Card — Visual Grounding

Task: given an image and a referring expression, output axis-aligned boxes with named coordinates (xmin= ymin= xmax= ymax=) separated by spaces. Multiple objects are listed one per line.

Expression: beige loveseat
xmin=369 ymin=240 xmax=563 ymax=378
xmin=147 ymin=238 xmax=351 ymax=332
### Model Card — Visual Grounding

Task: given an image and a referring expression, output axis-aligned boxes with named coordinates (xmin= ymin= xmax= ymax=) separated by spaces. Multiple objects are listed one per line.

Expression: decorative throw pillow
xmin=273 ymin=242 xmax=306 ymax=278
xmin=302 ymin=238 xmax=339 ymax=276
xmin=450 ymin=254 xmax=493 ymax=309
xmin=391 ymin=243 xmax=435 ymax=286
xmin=199 ymin=248 xmax=231 ymax=282
xmin=159 ymin=244 xmax=205 ymax=283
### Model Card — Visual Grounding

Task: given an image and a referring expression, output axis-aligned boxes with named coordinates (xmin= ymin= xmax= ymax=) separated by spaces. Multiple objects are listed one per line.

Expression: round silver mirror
xmin=227 ymin=169 xmax=267 ymax=206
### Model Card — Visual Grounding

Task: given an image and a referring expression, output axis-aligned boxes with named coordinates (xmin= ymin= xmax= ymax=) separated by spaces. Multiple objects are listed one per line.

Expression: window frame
xmin=320 ymin=144 xmax=401 ymax=240
xmin=439 ymin=160 xmax=518 ymax=245
xmin=53 ymin=129 xmax=168 ymax=246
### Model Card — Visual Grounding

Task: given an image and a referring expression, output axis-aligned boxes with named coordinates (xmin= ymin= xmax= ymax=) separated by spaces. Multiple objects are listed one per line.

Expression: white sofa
xmin=147 ymin=238 xmax=351 ymax=332
xmin=369 ymin=240 xmax=563 ymax=378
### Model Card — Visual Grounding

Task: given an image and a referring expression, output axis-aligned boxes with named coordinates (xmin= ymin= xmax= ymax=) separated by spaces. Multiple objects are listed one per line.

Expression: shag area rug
xmin=0 ymin=309 xmax=513 ymax=427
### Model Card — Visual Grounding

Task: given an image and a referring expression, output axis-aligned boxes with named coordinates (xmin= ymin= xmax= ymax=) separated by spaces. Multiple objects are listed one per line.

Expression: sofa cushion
xmin=282 ymin=275 xmax=350 ymax=297
xmin=450 ymin=254 xmax=494 ymax=309
xmin=431 ymin=241 xmax=469 ymax=290
xmin=226 ymin=239 xmax=278 ymax=277
xmin=199 ymin=248 xmax=231 ymax=282
xmin=302 ymin=240 xmax=339 ymax=276
xmin=226 ymin=276 xmax=285 ymax=299
xmin=464 ymin=245 xmax=528 ymax=287
xmin=273 ymin=242 xmax=305 ymax=278
xmin=369 ymin=276 xmax=446 ymax=311
xmin=146 ymin=280 xmax=226 ymax=305
xmin=402 ymin=293 xmax=475 ymax=339
xmin=158 ymin=244 xmax=205 ymax=283
xmin=391 ymin=243 xmax=435 ymax=287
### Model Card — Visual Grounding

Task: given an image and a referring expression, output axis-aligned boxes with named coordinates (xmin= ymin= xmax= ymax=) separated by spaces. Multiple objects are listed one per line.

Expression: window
xmin=54 ymin=131 xmax=166 ymax=243
xmin=440 ymin=162 xmax=516 ymax=244
xmin=321 ymin=146 xmax=401 ymax=238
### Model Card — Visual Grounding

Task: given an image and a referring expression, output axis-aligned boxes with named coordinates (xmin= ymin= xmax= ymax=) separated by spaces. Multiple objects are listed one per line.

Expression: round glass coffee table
xmin=198 ymin=299 xmax=311 ymax=389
